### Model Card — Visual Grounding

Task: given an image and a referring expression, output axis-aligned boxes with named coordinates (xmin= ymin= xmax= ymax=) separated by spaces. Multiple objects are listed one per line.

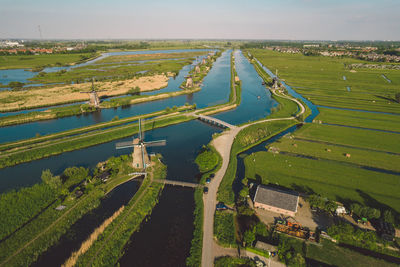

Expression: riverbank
xmin=0 ymin=107 xmax=195 ymax=169
xmin=0 ymin=153 xmax=157 ymax=267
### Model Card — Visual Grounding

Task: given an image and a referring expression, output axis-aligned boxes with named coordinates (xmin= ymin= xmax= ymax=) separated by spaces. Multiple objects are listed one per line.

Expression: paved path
xmin=201 ymin=91 xmax=305 ymax=267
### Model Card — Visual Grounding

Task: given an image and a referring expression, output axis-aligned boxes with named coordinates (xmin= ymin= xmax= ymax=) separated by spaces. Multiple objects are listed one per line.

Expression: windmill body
xmin=115 ymin=119 xmax=166 ymax=171
xmin=80 ymin=78 xmax=106 ymax=107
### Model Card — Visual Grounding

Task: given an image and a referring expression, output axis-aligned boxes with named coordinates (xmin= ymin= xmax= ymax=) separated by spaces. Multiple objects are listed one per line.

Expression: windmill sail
xmin=144 ymin=140 xmax=166 ymax=147
xmin=115 ymin=140 xmax=135 ymax=149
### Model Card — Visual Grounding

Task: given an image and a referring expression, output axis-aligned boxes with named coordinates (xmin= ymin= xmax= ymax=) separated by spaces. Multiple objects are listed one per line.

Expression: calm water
xmin=0 ymin=48 xmax=213 ymax=87
xmin=254 ymin=57 xmax=320 ymax=122
xmin=0 ymin=51 xmax=228 ymax=143
xmin=31 ymin=179 xmax=140 ymax=267
xmin=0 ymin=49 xmax=302 ymax=266
xmin=119 ymin=186 xmax=196 ymax=267
xmin=214 ymin=50 xmax=278 ymax=125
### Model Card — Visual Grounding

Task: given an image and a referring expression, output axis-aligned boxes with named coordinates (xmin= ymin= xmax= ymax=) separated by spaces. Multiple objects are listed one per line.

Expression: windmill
xmin=272 ymin=69 xmax=280 ymax=90
xmin=80 ymin=78 xmax=106 ymax=107
xmin=185 ymin=75 xmax=193 ymax=88
xmin=115 ymin=118 xmax=166 ymax=170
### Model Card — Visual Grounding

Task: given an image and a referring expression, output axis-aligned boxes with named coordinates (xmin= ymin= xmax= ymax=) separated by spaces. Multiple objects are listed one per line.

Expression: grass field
xmin=294 ymin=123 xmax=400 ymax=154
xmin=306 ymin=240 xmax=398 ymax=267
xmin=0 ymin=53 xmax=98 ymax=70
xmin=95 ymin=51 xmax=208 ymax=64
xmin=271 ymin=136 xmax=400 ymax=173
xmin=242 ymin=48 xmax=400 ymax=220
xmin=249 ymin=49 xmax=400 ymax=114
xmin=30 ymin=58 xmax=191 ymax=84
xmin=316 ymin=107 xmax=400 ymax=132
xmin=244 ymin=151 xmax=400 ymax=212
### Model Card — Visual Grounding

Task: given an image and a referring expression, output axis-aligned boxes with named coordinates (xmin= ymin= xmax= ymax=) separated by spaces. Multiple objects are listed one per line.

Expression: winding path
xmin=201 ymin=90 xmax=305 ymax=267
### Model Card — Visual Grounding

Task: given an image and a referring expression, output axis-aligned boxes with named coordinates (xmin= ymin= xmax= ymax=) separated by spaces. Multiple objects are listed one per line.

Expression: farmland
xmin=244 ymin=48 xmax=400 ymax=214
xmin=249 ymin=49 xmax=400 ymax=114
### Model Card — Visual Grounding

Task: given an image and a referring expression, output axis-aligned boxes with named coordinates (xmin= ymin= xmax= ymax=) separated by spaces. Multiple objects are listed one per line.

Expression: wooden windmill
xmin=115 ymin=118 xmax=166 ymax=170
xmin=80 ymin=78 xmax=106 ymax=107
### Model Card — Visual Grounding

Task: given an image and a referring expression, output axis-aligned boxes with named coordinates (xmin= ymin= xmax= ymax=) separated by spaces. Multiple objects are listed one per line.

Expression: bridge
xmin=153 ymin=179 xmax=204 ymax=188
xmin=195 ymin=114 xmax=236 ymax=129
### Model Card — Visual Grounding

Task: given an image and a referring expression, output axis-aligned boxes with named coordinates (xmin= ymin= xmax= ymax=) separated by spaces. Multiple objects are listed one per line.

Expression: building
xmin=253 ymin=185 xmax=299 ymax=217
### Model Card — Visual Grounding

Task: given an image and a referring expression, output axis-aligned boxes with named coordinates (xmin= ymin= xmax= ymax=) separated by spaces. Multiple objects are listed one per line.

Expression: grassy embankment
xmin=0 ymin=53 xmax=99 ymax=70
xmin=29 ymin=53 xmax=205 ymax=84
xmin=0 ymin=154 xmax=148 ymax=267
xmin=0 ymin=86 xmax=200 ymax=127
xmin=0 ymin=51 xmax=226 ymax=169
xmin=72 ymin=155 xmax=166 ymax=266
xmin=0 ymin=106 xmax=191 ymax=153
xmin=197 ymin=50 xmax=241 ymax=116
xmin=0 ymin=108 xmax=194 ymax=170
xmin=0 ymin=50 xmax=209 ymax=113
xmin=186 ymin=143 xmax=222 ymax=267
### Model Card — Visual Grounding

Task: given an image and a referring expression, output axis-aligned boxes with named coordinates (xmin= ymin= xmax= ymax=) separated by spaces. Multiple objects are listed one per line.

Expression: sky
xmin=1 ymin=0 xmax=399 ymax=40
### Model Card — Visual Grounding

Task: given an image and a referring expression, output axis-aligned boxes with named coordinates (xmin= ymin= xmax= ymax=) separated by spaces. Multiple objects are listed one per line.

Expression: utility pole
xmin=38 ymin=25 xmax=43 ymax=39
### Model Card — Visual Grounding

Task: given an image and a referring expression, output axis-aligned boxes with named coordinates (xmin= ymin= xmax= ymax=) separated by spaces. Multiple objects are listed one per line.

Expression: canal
xmin=0 ymin=49 xmax=291 ymax=266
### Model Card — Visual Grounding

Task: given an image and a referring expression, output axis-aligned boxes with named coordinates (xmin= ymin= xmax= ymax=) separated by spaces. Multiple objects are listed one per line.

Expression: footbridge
xmin=195 ymin=114 xmax=236 ymax=129
xmin=153 ymin=179 xmax=204 ymax=188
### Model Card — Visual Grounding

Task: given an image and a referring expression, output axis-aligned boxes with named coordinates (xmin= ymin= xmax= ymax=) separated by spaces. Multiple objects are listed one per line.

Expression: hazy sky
xmin=1 ymin=0 xmax=399 ymax=40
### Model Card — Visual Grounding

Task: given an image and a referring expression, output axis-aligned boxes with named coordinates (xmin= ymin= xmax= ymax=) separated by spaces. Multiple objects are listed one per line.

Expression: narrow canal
xmin=0 ymin=49 xmax=301 ymax=266
xmin=0 ymin=51 xmax=217 ymax=143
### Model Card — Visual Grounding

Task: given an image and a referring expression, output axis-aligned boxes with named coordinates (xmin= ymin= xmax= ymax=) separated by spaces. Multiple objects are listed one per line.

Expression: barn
xmin=253 ymin=185 xmax=299 ymax=217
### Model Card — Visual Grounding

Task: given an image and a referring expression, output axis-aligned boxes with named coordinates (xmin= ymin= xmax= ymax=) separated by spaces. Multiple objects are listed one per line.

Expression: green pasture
xmin=249 ymin=49 xmax=400 ymax=112
xmin=294 ymin=124 xmax=400 ymax=154
xmin=316 ymin=107 xmax=400 ymax=132
xmin=244 ymin=151 xmax=400 ymax=212
xmin=30 ymin=58 xmax=191 ymax=84
xmin=271 ymin=136 xmax=400 ymax=173
xmin=0 ymin=53 xmax=97 ymax=70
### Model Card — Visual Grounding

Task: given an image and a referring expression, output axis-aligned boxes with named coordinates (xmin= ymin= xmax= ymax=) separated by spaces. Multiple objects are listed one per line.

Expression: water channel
xmin=0 ymin=51 xmax=214 ymax=143
xmin=1 ymin=49 xmax=300 ymax=266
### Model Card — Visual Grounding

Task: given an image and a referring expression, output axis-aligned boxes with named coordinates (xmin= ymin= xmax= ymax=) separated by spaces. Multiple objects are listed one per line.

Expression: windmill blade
xmin=115 ymin=141 xmax=135 ymax=149
xmin=141 ymin=144 xmax=146 ymax=170
xmin=141 ymin=118 xmax=146 ymax=142
xmin=144 ymin=140 xmax=166 ymax=147
xmin=138 ymin=118 xmax=142 ymax=141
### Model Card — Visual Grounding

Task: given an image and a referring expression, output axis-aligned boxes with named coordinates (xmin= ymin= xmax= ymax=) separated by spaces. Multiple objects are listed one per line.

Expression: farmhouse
xmin=253 ymin=185 xmax=299 ymax=217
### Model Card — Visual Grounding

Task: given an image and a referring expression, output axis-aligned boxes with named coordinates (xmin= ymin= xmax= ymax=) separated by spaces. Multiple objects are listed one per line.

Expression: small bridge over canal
xmin=195 ymin=114 xmax=236 ymax=129
xmin=153 ymin=179 xmax=204 ymax=188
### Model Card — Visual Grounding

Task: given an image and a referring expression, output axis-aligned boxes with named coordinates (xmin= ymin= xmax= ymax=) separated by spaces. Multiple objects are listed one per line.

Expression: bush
xmin=195 ymin=146 xmax=219 ymax=173
xmin=214 ymin=211 xmax=236 ymax=246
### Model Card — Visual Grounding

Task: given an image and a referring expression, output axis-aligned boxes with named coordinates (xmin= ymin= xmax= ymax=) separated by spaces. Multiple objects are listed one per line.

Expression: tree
xmin=41 ymin=169 xmax=61 ymax=191
xmin=383 ymin=210 xmax=395 ymax=224
xmin=243 ymin=228 xmax=255 ymax=246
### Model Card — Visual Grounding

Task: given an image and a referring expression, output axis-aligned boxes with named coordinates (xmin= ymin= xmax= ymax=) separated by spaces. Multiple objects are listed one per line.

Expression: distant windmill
xmin=185 ymin=75 xmax=193 ymax=88
xmin=115 ymin=118 xmax=166 ymax=170
xmin=80 ymin=78 xmax=106 ymax=107
xmin=272 ymin=69 xmax=280 ymax=90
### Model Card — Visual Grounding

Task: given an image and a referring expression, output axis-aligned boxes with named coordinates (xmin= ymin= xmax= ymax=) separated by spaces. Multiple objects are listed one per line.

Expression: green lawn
xmin=271 ymin=136 xmax=400 ymax=173
xmin=295 ymin=123 xmax=400 ymax=154
xmin=244 ymin=151 xmax=400 ymax=212
xmin=248 ymin=49 xmax=400 ymax=114
xmin=30 ymin=58 xmax=191 ymax=84
xmin=0 ymin=53 xmax=97 ymax=70
xmin=306 ymin=240 xmax=398 ymax=267
xmin=316 ymin=107 xmax=400 ymax=132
